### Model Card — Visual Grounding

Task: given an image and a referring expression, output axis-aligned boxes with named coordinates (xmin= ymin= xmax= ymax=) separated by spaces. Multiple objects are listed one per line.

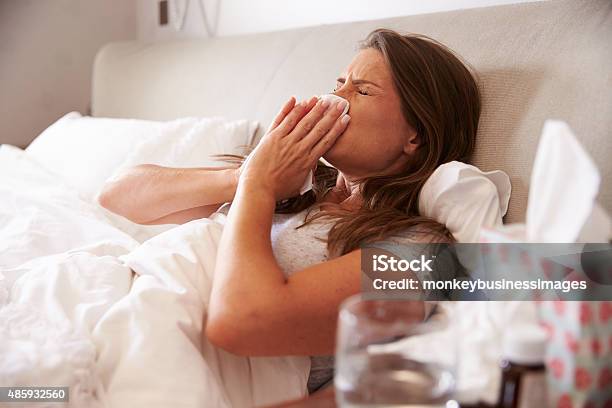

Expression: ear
xmin=403 ymin=129 xmax=420 ymax=155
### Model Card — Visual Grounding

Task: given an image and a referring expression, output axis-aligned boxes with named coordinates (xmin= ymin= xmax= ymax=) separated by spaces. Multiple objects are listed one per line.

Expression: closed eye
xmin=334 ymin=80 xmax=370 ymax=96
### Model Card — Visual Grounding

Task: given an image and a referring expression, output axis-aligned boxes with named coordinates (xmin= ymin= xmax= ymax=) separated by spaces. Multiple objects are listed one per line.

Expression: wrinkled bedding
xmin=0 ymin=145 xmax=309 ymax=407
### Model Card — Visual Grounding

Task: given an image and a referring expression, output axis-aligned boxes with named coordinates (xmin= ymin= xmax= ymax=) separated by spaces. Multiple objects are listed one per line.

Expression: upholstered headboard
xmin=92 ymin=0 xmax=612 ymax=224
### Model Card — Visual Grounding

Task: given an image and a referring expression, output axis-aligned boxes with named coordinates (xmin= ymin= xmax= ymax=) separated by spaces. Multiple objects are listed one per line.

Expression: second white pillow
xmin=26 ymin=113 xmax=258 ymax=203
xmin=418 ymin=161 xmax=512 ymax=243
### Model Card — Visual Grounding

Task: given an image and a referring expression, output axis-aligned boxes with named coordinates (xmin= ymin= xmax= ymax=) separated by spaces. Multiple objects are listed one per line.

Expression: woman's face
xmin=323 ymin=48 xmax=418 ymax=179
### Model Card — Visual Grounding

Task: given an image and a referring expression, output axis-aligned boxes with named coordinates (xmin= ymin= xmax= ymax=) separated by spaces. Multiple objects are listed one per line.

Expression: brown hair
xmin=222 ymin=29 xmax=481 ymax=256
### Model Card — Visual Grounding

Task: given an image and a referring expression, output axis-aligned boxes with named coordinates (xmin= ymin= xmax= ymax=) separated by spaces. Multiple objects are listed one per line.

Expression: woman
xmin=98 ymin=29 xmax=481 ymax=393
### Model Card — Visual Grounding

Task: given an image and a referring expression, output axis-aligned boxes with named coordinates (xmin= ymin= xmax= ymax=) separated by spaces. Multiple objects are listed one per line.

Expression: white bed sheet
xmin=0 ymin=145 xmax=139 ymax=271
xmin=0 ymin=145 xmax=309 ymax=407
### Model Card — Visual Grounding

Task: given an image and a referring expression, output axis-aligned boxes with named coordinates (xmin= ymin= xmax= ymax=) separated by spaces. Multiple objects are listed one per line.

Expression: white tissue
xmin=481 ymin=120 xmax=610 ymax=243
xmin=299 ymin=173 xmax=314 ymax=195
xmin=526 ymin=120 xmax=609 ymax=242
xmin=299 ymin=94 xmax=349 ymax=195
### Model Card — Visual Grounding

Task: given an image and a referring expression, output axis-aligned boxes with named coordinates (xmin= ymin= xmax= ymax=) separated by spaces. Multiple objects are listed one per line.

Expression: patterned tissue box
xmin=538 ymin=301 xmax=612 ymax=408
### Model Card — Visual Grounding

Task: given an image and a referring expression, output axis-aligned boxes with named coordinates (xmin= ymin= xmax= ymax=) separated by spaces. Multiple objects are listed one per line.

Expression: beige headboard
xmin=92 ymin=0 xmax=612 ymax=224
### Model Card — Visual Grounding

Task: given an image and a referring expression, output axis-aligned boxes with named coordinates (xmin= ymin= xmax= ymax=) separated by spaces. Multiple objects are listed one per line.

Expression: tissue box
xmin=478 ymin=121 xmax=611 ymax=406
xmin=538 ymin=301 xmax=612 ymax=408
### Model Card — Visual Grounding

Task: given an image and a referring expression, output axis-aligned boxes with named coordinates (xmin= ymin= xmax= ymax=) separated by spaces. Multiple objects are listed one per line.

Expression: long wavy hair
xmin=220 ymin=29 xmax=481 ymax=257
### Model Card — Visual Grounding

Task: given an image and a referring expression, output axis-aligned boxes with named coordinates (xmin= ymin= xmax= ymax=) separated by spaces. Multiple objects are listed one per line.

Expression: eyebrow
xmin=336 ymin=77 xmax=382 ymax=89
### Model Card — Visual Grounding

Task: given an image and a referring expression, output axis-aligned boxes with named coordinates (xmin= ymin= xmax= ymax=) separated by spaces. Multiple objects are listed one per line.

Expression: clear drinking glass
xmin=335 ymin=294 xmax=457 ymax=407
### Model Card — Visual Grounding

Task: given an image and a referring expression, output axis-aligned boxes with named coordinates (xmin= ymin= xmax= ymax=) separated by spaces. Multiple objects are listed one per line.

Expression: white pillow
xmin=26 ymin=112 xmax=258 ymax=202
xmin=418 ymin=161 xmax=511 ymax=242
xmin=115 ymin=116 xmax=258 ymax=171
xmin=25 ymin=112 xmax=258 ymax=242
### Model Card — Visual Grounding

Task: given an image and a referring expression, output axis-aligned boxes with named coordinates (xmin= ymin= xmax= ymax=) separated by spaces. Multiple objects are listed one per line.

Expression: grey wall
xmin=0 ymin=0 xmax=137 ymax=148
xmin=136 ymin=0 xmax=546 ymax=41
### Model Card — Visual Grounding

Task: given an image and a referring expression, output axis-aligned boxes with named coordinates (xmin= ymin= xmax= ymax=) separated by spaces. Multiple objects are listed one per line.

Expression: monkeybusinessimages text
xmin=370 ymin=254 xmax=587 ymax=293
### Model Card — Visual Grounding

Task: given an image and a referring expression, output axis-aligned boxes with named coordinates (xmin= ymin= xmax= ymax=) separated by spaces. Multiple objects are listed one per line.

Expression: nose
xmin=333 ymin=89 xmax=346 ymax=99
xmin=332 ymin=76 xmax=353 ymax=103
xmin=333 ymin=85 xmax=350 ymax=103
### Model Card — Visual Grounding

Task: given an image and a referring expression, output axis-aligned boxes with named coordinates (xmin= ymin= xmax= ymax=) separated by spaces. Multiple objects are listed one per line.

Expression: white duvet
xmin=0 ymin=145 xmax=310 ymax=408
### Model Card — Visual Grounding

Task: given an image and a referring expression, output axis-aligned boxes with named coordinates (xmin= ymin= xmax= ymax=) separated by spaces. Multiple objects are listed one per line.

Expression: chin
xmin=322 ymin=141 xmax=344 ymax=167
xmin=322 ymin=141 xmax=357 ymax=173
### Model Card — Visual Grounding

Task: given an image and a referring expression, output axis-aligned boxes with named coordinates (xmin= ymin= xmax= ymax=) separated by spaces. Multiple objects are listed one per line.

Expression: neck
xmin=323 ymin=172 xmax=362 ymax=210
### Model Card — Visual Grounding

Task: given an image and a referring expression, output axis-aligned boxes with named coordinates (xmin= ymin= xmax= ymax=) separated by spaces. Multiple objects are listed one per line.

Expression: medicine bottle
xmin=498 ymin=324 xmax=548 ymax=408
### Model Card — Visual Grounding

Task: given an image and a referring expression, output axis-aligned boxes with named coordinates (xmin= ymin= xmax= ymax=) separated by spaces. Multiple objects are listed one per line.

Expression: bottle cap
xmin=502 ymin=324 xmax=547 ymax=365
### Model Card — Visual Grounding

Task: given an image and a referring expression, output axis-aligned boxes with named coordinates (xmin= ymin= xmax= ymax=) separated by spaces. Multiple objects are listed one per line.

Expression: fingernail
xmin=337 ymin=100 xmax=348 ymax=112
xmin=321 ymin=98 xmax=331 ymax=108
xmin=341 ymin=114 xmax=351 ymax=124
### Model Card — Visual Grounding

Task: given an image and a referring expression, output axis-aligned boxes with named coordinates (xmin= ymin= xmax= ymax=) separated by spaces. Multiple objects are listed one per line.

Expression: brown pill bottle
xmin=498 ymin=324 xmax=548 ymax=408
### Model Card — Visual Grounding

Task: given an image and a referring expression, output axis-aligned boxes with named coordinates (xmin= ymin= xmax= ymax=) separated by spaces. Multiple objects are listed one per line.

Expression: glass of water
xmin=335 ymin=295 xmax=457 ymax=407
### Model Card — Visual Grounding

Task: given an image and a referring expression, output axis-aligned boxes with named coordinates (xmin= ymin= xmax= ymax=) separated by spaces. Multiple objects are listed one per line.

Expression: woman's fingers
xmin=288 ymin=97 xmax=333 ymax=140
xmin=273 ymin=96 xmax=318 ymax=136
xmin=309 ymin=112 xmax=350 ymax=160
xmin=267 ymin=96 xmax=296 ymax=132
xmin=299 ymin=98 xmax=348 ymax=147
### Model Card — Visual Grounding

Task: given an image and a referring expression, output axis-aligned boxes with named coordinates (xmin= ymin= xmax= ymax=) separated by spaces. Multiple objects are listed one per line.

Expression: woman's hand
xmin=238 ymin=95 xmax=350 ymax=200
